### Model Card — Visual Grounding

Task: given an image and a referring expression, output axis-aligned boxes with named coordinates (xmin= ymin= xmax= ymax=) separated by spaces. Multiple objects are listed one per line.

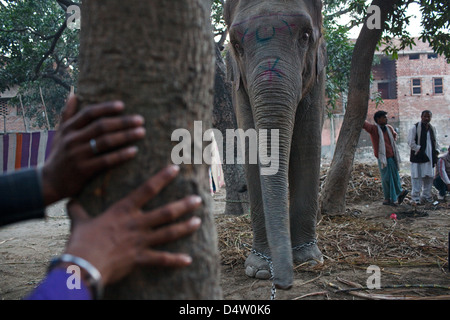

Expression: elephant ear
xmin=225 ymin=48 xmax=241 ymax=91
xmin=224 ymin=0 xmax=239 ymax=28
xmin=316 ymin=39 xmax=327 ymax=80
xmin=311 ymin=0 xmax=326 ymax=80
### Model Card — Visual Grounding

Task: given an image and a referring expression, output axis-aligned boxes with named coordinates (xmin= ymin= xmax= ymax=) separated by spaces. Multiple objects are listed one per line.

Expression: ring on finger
xmin=90 ymin=138 xmax=99 ymax=155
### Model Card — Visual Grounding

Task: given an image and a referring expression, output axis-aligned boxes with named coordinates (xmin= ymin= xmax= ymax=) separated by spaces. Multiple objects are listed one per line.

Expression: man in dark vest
xmin=407 ymin=110 xmax=440 ymax=205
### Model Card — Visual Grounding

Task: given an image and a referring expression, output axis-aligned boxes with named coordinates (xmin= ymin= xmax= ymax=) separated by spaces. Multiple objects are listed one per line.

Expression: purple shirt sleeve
xmin=26 ymin=268 xmax=93 ymax=300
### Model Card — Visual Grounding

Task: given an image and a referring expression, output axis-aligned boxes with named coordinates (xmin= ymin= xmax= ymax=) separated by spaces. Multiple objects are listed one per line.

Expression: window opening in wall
xmin=409 ymin=54 xmax=420 ymax=60
xmin=427 ymin=53 xmax=438 ymax=59
xmin=0 ymin=98 xmax=10 ymax=116
xmin=411 ymin=78 xmax=421 ymax=95
xmin=377 ymin=82 xmax=397 ymax=99
xmin=377 ymin=83 xmax=389 ymax=99
xmin=433 ymin=78 xmax=443 ymax=94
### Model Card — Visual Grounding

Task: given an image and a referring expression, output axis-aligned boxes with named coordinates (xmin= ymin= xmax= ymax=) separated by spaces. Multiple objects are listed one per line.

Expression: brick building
xmin=323 ymin=38 xmax=450 ymax=160
xmin=362 ymin=39 xmax=450 ymax=158
xmin=0 ymin=86 xmax=44 ymax=133
xmin=0 ymin=86 xmax=25 ymax=133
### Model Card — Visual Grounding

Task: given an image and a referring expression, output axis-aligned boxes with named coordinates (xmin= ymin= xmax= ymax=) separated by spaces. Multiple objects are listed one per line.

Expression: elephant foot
xmin=292 ymin=242 xmax=323 ymax=266
xmin=244 ymin=252 xmax=272 ymax=280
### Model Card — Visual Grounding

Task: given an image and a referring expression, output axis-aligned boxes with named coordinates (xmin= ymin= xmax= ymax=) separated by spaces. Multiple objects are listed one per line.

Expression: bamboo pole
xmin=18 ymin=94 xmax=28 ymax=133
xmin=39 ymin=87 xmax=50 ymax=130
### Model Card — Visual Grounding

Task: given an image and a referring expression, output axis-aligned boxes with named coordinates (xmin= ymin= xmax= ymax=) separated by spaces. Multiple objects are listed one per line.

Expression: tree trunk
xmin=212 ymin=44 xmax=249 ymax=216
xmin=320 ymin=0 xmax=399 ymax=216
xmin=76 ymin=0 xmax=222 ymax=299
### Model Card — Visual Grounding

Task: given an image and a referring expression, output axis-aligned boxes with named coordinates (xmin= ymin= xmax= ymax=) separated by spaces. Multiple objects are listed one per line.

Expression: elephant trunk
xmin=259 ymin=154 xmax=293 ymax=290
xmin=249 ymin=66 xmax=301 ymax=289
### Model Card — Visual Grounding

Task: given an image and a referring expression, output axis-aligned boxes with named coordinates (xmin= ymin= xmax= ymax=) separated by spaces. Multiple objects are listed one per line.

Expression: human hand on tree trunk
xmin=62 ymin=165 xmax=202 ymax=290
xmin=42 ymin=95 xmax=146 ymax=205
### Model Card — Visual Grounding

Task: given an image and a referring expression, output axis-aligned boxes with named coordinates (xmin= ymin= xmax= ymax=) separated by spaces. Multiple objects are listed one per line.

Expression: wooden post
xmin=18 ymin=94 xmax=28 ymax=133
xmin=39 ymin=87 xmax=51 ymax=130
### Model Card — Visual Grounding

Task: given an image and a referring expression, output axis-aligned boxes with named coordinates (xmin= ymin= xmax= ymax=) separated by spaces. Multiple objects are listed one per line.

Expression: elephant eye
xmin=234 ymin=42 xmax=244 ymax=56
xmin=301 ymin=31 xmax=311 ymax=42
xmin=231 ymin=41 xmax=244 ymax=56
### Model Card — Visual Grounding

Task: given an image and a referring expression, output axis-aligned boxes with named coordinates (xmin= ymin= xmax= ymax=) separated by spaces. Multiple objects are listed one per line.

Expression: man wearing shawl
xmin=433 ymin=146 xmax=450 ymax=201
xmin=363 ymin=111 xmax=408 ymax=206
xmin=407 ymin=110 xmax=440 ymax=205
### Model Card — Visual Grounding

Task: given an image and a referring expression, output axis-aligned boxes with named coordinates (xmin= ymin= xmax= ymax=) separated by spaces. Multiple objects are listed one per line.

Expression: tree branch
xmin=41 ymin=73 xmax=71 ymax=91
xmin=326 ymin=7 xmax=355 ymax=20
xmin=32 ymin=22 xmax=67 ymax=82
xmin=56 ymin=0 xmax=79 ymax=11
xmin=0 ymin=27 xmax=63 ymax=41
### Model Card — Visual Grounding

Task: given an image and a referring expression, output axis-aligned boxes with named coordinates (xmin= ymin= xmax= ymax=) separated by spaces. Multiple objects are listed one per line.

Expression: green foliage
xmin=419 ymin=0 xmax=450 ymax=63
xmin=324 ymin=0 xmax=449 ymax=116
xmin=211 ymin=0 xmax=225 ymax=37
xmin=0 ymin=0 xmax=79 ymax=128
xmin=323 ymin=21 xmax=354 ymax=117
xmin=0 ymin=0 xmax=448 ymax=129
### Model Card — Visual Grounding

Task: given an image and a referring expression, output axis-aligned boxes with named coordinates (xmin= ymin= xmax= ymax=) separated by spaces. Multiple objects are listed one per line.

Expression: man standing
xmin=433 ymin=146 xmax=450 ymax=201
xmin=407 ymin=110 xmax=440 ymax=204
xmin=363 ymin=111 xmax=408 ymax=206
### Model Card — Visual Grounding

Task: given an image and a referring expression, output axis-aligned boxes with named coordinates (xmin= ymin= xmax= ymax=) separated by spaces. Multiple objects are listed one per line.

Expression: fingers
xmin=73 ymin=124 xmax=145 ymax=159
xmin=67 ymin=200 xmax=91 ymax=226
xmin=137 ymin=251 xmax=193 ymax=268
xmin=61 ymin=94 xmax=78 ymax=123
xmin=142 ymin=195 xmax=202 ymax=229
xmin=79 ymin=145 xmax=139 ymax=175
xmin=123 ymin=165 xmax=181 ymax=209
xmin=135 ymin=216 xmax=202 ymax=268
xmin=73 ymin=115 xmax=146 ymax=149
xmin=88 ymin=125 xmax=145 ymax=156
xmin=65 ymin=100 xmax=126 ymax=131
xmin=57 ymin=98 xmax=146 ymax=175
xmin=144 ymin=216 xmax=201 ymax=248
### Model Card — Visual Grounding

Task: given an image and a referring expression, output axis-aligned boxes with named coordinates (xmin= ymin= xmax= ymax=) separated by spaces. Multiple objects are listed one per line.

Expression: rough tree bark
xmin=320 ymin=0 xmax=400 ymax=215
xmin=212 ymin=44 xmax=249 ymax=216
xmin=76 ymin=0 xmax=222 ymax=299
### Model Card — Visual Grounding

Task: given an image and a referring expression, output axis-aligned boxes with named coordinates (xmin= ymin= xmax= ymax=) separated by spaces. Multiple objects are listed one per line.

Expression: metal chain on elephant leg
xmin=242 ymin=239 xmax=318 ymax=300
xmin=243 ymin=243 xmax=277 ymax=300
xmin=224 ymin=199 xmax=249 ymax=203
xmin=292 ymin=239 xmax=318 ymax=252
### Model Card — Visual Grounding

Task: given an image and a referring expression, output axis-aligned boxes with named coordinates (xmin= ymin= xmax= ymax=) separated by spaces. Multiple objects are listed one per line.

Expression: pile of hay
xmin=215 ymin=213 xmax=448 ymax=272
xmin=316 ymin=215 xmax=447 ymax=270
xmin=215 ymin=163 xmax=447 ymax=272
xmin=320 ymin=163 xmax=412 ymax=203
xmin=216 ymin=214 xmax=253 ymax=268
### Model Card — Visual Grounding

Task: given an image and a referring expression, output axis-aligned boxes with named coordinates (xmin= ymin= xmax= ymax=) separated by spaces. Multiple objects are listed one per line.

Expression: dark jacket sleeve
xmin=0 ymin=168 xmax=46 ymax=227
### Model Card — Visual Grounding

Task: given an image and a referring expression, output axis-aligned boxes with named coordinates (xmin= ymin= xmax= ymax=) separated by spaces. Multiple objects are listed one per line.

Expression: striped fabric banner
xmin=0 ymin=131 xmax=56 ymax=173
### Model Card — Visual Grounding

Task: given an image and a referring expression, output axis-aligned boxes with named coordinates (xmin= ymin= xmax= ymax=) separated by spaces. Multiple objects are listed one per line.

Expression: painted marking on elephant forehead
xmin=258 ymin=58 xmax=285 ymax=81
xmin=255 ymin=26 xmax=276 ymax=43
xmin=233 ymin=13 xmax=301 ymax=44
xmin=236 ymin=20 xmax=296 ymax=44
xmin=231 ymin=13 xmax=307 ymax=28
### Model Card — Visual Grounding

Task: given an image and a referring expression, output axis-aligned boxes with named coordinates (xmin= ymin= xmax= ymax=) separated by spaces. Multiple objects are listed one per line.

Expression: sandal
xmin=397 ymin=190 xmax=409 ymax=204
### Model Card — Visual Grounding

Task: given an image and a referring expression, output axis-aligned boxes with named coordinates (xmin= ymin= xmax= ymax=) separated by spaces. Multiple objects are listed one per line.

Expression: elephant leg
xmin=289 ymin=99 xmax=323 ymax=265
xmin=243 ymin=162 xmax=273 ymax=280
xmin=233 ymin=94 xmax=271 ymax=280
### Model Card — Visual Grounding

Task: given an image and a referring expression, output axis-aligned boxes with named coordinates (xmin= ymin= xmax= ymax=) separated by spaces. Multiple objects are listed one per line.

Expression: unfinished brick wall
xmin=364 ymin=40 xmax=450 ymax=153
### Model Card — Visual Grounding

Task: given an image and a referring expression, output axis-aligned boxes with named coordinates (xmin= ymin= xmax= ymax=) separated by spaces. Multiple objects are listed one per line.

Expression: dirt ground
xmin=1 ymin=162 xmax=449 ymax=300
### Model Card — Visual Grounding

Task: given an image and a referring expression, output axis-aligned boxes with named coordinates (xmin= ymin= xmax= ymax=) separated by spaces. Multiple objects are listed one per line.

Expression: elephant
xmin=224 ymin=0 xmax=326 ymax=290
